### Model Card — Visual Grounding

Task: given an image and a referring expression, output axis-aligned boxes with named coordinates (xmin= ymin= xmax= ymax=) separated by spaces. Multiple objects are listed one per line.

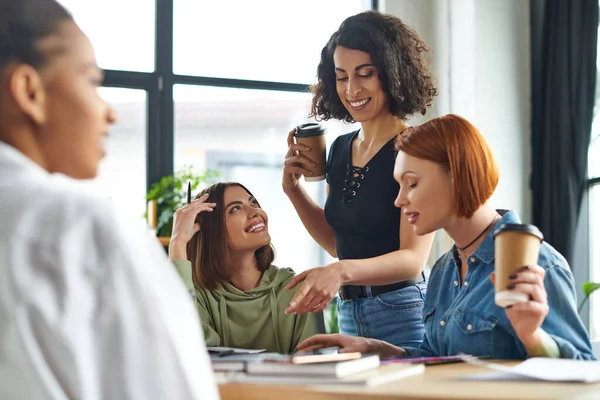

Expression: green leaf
xmin=578 ymin=281 xmax=600 ymax=314
xmin=583 ymin=282 xmax=600 ymax=297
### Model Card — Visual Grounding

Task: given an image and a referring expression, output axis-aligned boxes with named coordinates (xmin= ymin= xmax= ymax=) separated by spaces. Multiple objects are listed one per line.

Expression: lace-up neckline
xmin=343 ymin=164 xmax=369 ymax=203
xmin=342 ymin=130 xmax=401 ymax=203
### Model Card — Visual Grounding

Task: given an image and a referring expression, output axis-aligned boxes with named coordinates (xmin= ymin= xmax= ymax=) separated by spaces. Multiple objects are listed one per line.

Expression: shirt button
xmin=467 ymin=324 xmax=473 ymax=331
xmin=440 ymin=320 xmax=446 ymax=326
xmin=464 ymin=281 xmax=469 ymax=287
xmin=469 ymin=257 xmax=476 ymax=263
xmin=454 ymin=281 xmax=459 ymax=286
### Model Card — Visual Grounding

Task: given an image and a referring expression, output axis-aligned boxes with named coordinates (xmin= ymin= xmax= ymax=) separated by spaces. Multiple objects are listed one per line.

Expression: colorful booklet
xmin=381 ymin=354 xmax=476 ymax=366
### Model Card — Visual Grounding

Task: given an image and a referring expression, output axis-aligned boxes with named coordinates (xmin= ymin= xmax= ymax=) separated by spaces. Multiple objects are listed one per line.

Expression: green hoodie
xmin=172 ymin=259 xmax=319 ymax=354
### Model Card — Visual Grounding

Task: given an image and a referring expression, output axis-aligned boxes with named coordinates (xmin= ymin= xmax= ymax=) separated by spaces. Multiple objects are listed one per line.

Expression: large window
xmin=173 ymin=0 xmax=365 ymax=83
xmin=57 ymin=0 xmax=373 ymax=271
xmin=589 ymin=185 xmax=600 ymax=338
xmin=58 ymin=0 xmax=156 ymax=72
xmin=587 ymin=15 xmax=600 ymax=339
xmin=82 ymin=88 xmax=148 ymax=221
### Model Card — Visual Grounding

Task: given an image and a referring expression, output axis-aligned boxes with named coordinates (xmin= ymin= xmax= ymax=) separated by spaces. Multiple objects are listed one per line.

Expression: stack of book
xmin=209 ymin=347 xmax=424 ymax=386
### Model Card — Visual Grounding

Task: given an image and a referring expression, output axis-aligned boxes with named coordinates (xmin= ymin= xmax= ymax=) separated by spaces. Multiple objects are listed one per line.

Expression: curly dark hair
xmin=310 ymin=10 xmax=437 ymax=123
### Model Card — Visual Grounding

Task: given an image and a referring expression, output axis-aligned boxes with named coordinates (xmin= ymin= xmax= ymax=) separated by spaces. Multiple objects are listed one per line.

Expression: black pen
xmin=187 ymin=182 xmax=191 ymax=204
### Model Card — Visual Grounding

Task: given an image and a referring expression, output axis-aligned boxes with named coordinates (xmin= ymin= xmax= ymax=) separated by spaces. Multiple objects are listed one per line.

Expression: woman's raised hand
xmin=169 ymin=193 xmax=216 ymax=259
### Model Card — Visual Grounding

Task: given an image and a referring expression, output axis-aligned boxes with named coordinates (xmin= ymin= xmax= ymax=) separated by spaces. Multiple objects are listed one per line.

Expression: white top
xmin=0 ymin=142 xmax=219 ymax=400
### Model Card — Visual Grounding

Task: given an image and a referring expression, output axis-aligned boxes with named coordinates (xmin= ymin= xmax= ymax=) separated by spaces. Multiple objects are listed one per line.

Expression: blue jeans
xmin=337 ymin=281 xmax=426 ymax=348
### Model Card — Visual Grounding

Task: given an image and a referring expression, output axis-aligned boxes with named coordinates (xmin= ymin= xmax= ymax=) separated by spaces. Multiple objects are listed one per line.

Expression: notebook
xmin=224 ymin=363 xmax=425 ymax=386
xmin=207 ymin=346 xmax=267 ymax=355
xmin=258 ymin=349 xmax=363 ymax=365
xmin=210 ymin=353 xmax=273 ymax=372
xmin=247 ymin=354 xmax=380 ymax=378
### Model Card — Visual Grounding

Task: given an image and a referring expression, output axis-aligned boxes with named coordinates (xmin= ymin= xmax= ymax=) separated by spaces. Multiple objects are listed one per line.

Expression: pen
xmin=187 ymin=182 xmax=191 ymax=204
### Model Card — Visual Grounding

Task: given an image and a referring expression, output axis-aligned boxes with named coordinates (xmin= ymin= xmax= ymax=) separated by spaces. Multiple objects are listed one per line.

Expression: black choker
xmin=456 ymin=214 xmax=499 ymax=252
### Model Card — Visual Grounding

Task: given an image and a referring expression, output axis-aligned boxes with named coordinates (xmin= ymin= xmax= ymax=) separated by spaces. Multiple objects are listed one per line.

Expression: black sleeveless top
xmin=324 ymin=130 xmax=401 ymax=260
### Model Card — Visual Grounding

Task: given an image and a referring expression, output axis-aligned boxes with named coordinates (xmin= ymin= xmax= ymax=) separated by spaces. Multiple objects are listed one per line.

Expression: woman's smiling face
xmin=223 ymin=185 xmax=271 ymax=252
xmin=333 ymin=46 xmax=389 ymax=122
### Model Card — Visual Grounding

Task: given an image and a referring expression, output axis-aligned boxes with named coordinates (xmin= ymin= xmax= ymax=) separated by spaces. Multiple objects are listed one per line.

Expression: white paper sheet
xmin=459 ymin=356 xmax=600 ymax=383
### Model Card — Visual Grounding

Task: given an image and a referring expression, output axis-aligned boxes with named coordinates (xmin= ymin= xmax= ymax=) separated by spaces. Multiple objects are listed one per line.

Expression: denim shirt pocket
xmin=453 ymin=309 xmax=497 ymax=357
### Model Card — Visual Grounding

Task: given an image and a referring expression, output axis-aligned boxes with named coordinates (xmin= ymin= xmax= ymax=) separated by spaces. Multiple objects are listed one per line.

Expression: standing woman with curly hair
xmin=282 ymin=11 xmax=437 ymax=347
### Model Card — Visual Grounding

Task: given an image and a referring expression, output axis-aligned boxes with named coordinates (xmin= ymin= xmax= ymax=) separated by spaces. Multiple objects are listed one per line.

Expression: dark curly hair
xmin=310 ymin=10 xmax=437 ymax=123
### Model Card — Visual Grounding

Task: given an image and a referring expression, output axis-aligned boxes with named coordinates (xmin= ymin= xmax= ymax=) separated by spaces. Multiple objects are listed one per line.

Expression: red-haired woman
xmin=296 ymin=114 xmax=595 ymax=360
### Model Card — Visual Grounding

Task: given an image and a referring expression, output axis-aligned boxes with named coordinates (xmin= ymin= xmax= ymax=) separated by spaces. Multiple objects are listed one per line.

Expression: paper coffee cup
xmin=294 ymin=123 xmax=327 ymax=182
xmin=493 ymin=223 xmax=543 ymax=308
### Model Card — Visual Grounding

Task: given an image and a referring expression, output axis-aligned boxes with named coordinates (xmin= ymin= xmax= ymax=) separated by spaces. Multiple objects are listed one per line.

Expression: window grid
xmin=100 ymin=0 xmax=377 ymax=191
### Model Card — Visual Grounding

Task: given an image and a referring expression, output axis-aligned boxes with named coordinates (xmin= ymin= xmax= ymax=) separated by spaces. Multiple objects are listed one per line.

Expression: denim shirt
xmin=405 ymin=210 xmax=595 ymax=360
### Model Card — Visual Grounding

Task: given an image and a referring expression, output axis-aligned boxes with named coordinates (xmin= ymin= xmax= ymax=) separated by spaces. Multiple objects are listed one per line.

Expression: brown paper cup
xmin=493 ymin=223 xmax=543 ymax=308
xmin=294 ymin=123 xmax=326 ymax=182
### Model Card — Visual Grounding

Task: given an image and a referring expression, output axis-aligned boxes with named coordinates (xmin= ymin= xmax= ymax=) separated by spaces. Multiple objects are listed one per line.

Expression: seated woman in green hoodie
xmin=169 ymin=181 xmax=319 ymax=353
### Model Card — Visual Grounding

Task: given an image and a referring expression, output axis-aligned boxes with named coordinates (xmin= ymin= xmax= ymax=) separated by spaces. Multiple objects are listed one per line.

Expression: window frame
xmin=101 ymin=0 xmax=378 ymax=191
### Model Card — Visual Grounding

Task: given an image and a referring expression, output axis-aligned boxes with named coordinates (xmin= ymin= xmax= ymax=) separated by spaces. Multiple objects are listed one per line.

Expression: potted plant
xmin=579 ymin=281 xmax=600 ymax=313
xmin=579 ymin=281 xmax=600 ymax=358
xmin=146 ymin=165 xmax=220 ymax=239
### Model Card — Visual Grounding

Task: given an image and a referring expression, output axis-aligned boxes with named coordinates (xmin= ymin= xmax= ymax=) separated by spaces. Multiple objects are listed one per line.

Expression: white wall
xmin=381 ymin=0 xmax=532 ymax=259
xmin=472 ymin=0 xmax=531 ymax=224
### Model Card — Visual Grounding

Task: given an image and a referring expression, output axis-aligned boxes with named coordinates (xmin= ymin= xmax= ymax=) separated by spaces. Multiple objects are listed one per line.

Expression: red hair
xmin=395 ymin=114 xmax=499 ymax=218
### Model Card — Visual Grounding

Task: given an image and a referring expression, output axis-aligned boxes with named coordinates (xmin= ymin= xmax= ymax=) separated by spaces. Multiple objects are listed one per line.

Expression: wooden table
xmin=218 ymin=361 xmax=600 ymax=400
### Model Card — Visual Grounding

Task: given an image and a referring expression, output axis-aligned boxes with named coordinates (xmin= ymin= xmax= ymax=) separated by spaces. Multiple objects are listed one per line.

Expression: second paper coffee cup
xmin=294 ymin=123 xmax=327 ymax=182
xmin=493 ymin=223 xmax=543 ymax=308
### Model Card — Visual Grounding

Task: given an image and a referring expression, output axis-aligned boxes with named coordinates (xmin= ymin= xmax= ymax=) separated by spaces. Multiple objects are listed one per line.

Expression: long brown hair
xmin=395 ymin=114 xmax=499 ymax=218
xmin=187 ymin=182 xmax=276 ymax=290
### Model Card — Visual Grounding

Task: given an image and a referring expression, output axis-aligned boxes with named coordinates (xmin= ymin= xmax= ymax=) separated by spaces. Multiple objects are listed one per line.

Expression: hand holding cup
xmin=282 ymin=123 xmax=327 ymax=191
xmin=493 ymin=223 xmax=543 ymax=307
xmin=491 ymin=223 xmax=549 ymax=349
